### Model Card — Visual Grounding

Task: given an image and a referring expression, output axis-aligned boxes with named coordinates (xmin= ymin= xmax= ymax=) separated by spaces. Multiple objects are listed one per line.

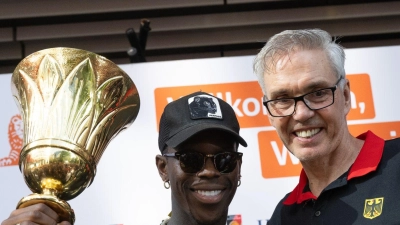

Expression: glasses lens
xmin=267 ymin=99 xmax=295 ymax=117
xmin=179 ymin=152 xmax=204 ymax=173
xmin=304 ymin=88 xmax=334 ymax=109
xmin=214 ymin=152 xmax=239 ymax=173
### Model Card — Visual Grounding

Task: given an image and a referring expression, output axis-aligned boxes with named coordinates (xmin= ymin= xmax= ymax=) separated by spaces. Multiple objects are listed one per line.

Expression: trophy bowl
xmin=11 ymin=47 xmax=140 ymax=224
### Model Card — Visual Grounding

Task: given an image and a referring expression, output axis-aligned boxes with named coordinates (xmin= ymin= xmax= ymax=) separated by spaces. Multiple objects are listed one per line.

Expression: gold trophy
xmin=11 ymin=47 xmax=140 ymax=224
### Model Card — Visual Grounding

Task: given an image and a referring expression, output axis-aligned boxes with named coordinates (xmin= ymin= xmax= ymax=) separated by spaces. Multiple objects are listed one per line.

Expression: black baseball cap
xmin=158 ymin=91 xmax=247 ymax=151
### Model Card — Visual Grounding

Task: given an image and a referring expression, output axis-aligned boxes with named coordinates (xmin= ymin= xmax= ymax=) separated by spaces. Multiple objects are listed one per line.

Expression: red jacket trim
xmin=283 ymin=130 xmax=384 ymax=205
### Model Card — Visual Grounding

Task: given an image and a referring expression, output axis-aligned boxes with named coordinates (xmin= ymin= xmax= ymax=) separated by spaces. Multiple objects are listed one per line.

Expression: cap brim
xmin=165 ymin=123 xmax=247 ymax=148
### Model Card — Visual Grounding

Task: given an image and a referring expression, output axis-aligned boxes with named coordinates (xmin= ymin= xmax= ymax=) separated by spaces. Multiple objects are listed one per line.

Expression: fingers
xmin=1 ymin=203 xmax=60 ymax=225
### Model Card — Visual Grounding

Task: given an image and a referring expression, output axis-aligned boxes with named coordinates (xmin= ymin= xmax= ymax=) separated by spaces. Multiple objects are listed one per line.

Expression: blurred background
xmin=1 ymin=0 xmax=400 ymax=73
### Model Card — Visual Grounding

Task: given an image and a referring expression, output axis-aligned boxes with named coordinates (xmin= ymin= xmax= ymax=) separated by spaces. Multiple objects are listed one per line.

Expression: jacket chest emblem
xmin=363 ymin=197 xmax=384 ymax=219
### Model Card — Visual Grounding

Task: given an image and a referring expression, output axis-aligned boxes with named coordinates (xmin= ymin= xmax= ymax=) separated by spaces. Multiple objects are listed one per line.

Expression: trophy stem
xmin=17 ymin=192 xmax=76 ymax=224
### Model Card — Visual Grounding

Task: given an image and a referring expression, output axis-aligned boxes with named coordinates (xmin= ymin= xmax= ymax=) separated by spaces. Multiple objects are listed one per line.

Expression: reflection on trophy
xmin=11 ymin=47 xmax=140 ymax=224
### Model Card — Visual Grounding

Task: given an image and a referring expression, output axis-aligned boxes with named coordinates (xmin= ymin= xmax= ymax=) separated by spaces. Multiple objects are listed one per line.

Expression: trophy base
xmin=17 ymin=193 xmax=75 ymax=224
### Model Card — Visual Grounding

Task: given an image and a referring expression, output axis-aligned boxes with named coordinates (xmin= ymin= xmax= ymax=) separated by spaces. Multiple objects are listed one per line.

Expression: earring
xmin=164 ymin=180 xmax=170 ymax=189
xmin=237 ymin=180 xmax=241 ymax=187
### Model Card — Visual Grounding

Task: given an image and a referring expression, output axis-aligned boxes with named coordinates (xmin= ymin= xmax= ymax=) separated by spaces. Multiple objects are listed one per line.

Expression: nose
xmin=196 ymin=157 xmax=220 ymax=178
xmin=292 ymin=100 xmax=314 ymax=122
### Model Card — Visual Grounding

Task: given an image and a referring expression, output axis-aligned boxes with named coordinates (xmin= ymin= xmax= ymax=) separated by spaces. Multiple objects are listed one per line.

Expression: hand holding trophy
xmin=9 ymin=47 xmax=140 ymax=224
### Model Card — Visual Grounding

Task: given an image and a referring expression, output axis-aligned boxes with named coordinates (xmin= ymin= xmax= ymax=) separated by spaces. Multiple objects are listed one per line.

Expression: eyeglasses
xmin=263 ymin=78 xmax=343 ymax=117
xmin=163 ymin=152 xmax=243 ymax=174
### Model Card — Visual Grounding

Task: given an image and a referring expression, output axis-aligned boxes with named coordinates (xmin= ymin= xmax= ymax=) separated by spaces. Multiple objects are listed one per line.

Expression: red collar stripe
xmin=347 ymin=131 xmax=384 ymax=180
xmin=283 ymin=130 xmax=384 ymax=205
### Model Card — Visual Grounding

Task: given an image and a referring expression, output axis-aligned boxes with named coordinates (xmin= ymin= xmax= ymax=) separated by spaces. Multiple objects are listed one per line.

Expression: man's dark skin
xmin=156 ymin=129 xmax=242 ymax=225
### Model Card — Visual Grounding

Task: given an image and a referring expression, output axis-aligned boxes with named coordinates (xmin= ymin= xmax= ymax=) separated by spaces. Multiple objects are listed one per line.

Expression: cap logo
xmin=188 ymin=94 xmax=222 ymax=120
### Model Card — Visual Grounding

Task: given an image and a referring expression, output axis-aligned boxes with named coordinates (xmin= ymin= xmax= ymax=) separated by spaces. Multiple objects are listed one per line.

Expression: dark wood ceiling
xmin=1 ymin=0 xmax=400 ymax=74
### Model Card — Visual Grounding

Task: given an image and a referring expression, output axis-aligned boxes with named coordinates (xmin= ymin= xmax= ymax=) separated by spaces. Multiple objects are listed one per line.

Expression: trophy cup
xmin=11 ymin=47 xmax=140 ymax=224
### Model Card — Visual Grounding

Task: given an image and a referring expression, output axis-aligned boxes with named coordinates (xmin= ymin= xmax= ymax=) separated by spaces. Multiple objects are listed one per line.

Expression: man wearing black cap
xmin=156 ymin=91 xmax=247 ymax=225
xmin=1 ymin=91 xmax=246 ymax=225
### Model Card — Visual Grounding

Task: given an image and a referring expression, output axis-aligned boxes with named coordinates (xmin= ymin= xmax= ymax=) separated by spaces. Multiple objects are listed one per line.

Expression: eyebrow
xmin=268 ymin=80 xmax=332 ymax=99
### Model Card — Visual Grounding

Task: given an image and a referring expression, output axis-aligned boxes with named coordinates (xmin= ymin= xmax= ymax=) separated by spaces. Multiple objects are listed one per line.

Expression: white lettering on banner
xmin=359 ymin=102 xmax=365 ymax=114
xmin=243 ymin=98 xmax=260 ymax=117
xmin=350 ymin=91 xmax=365 ymax=114
xmin=213 ymin=92 xmax=269 ymax=117
xmin=271 ymin=141 xmax=300 ymax=165
xmin=213 ymin=92 xmax=224 ymax=100
xmin=163 ymin=92 xmax=280 ymax=118
xmin=223 ymin=92 xmax=244 ymax=117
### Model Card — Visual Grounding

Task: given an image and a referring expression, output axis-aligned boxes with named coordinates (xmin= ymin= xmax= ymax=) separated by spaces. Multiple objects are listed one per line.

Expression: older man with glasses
xmin=156 ymin=91 xmax=247 ymax=225
xmin=253 ymin=28 xmax=400 ymax=225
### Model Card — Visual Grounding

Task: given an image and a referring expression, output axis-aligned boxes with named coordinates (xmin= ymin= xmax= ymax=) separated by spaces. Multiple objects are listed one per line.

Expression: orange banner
xmin=154 ymin=82 xmax=269 ymax=129
xmin=154 ymin=74 xmax=375 ymax=130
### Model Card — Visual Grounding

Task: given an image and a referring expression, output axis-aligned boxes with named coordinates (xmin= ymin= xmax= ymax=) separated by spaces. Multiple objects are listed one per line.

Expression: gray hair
xmin=253 ymin=29 xmax=346 ymax=94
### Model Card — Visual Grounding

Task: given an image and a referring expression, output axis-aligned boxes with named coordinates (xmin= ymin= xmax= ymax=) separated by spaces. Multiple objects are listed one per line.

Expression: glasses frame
xmin=263 ymin=77 xmax=343 ymax=117
xmin=163 ymin=151 xmax=243 ymax=174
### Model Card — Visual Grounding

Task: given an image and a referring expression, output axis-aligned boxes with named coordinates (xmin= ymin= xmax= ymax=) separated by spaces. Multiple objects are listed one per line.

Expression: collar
xmin=283 ymin=130 xmax=384 ymax=205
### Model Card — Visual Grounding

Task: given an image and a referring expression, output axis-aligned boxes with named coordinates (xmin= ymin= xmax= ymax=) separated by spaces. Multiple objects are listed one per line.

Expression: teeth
xmin=196 ymin=190 xmax=221 ymax=196
xmin=296 ymin=128 xmax=320 ymax=138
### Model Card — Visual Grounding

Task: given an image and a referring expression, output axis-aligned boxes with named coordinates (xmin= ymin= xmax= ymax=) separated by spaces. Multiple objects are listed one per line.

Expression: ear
xmin=156 ymin=154 xmax=169 ymax=182
xmin=342 ymin=78 xmax=352 ymax=116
